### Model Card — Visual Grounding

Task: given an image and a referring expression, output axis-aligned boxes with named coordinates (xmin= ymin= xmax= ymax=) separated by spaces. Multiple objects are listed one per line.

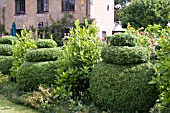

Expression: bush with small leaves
xmin=0 ymin=36 xmax=18 ymax=45
xmin=26 ymin=48 xmax=62 ymax=62
xmin=35 ymin=39 xmax=57 ymax=48
xmin=90 ymin=62 xmax=158 ymax=113
xmin=17 ymin=61 xmax=58 ymax=91
xmin=0 ymin=56 xmax=14 ymax=74
xmin=0 ymin=44 xmax=13 ymax=56
xmin=102 ymin=46 xmax=149 ymax=64
xmin=110 ymin=33 xmax=137 ymax=46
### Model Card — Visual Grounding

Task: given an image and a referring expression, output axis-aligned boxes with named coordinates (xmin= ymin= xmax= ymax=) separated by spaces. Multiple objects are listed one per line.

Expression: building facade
xmin=0 ymin=0 xmax=115 ymax=37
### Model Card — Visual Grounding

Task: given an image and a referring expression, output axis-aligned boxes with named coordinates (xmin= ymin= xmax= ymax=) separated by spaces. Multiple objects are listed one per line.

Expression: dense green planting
xmin=55 ymin=19 xmax=102 ymax=100
xmin=35 ymin=39 xmax=57 ymax=48
xmin=90 ymin=62 xmax=158 ymax=113
xmin=0 ymin=36 xmax=18 ymax=45
xmin=26 ymin=48 xmax=62 ymax=62
xmin=17 ymin=61 xmax=57 ymax=91
xmin=0 ymin=44 xmax=12 ymax=56
xmin=110 ymin=33 xmax=137 ymax=46
xmin=10 ymin=28 xmax=36 ymax=77
xmin=0 ymin=56 xmax=13 ymax=74
xmin=102 ymin=46 xmax=149 ymax=64
xmin=118 ymin=0 xmax=170 ymax=28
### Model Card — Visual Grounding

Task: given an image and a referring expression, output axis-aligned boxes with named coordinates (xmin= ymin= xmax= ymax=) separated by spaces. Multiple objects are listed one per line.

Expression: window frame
xmin=15 ymin=0 xmax=25 ymax=15
xmin=62 ymin=0 xmax=75 ymax=11
xmin=37 ymin=0 xmax=49 ymax=13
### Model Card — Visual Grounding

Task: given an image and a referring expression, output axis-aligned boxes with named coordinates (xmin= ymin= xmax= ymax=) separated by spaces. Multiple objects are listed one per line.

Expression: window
xmin=15 ymin=0 xmax=25 ymax=14
xmin=37 ymin=0 xmax=49 ymax=13
xmin=62 ymin=0 xmax=75 ymax=11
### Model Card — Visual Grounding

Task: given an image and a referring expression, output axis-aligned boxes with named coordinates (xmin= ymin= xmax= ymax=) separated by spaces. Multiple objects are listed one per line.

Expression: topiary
xmin=90 ymin=62 xmax=158 ymax=113
xmin=102 ymin=46 xmax=149 ymax=64
xmin=26 ymin=48 xmax=62 ymax=62
xmin=17 ymin=61 xmax=58 ymax=91
xmin=0 ymin=44 xmax=13 ymax=56
xmin=0 ymin=36 xmax=18 ymax=45
xmin=35 ymin=39 xmax=58 ymax=48
xmin=109 ymin=33 xmax=137 ymax=46
xmin=0 ymin=56 xmax=14 ymax=74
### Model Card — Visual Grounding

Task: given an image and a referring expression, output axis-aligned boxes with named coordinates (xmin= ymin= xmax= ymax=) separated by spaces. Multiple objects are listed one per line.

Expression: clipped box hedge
xmin=102 ymin=46 xmax=149 ymax=64
xmin=0 ymin=56 xmax=14 ymax=74
xmin=26 ymin=48 xmax=62 ymax=62
xmin=0 ymin=36 xmax=18 ymax=45
xmin=35 ymin=39 xmax=57 ymax=48
xmin=0 ymin=44 xmax=13 ymax=56
xmin=17 ymin=61 xmax=58 ymax=91
xmin=110 ymin=33 xmax=137 ymax=46
xmin=90 ymin=62 xmax=158 ymax=113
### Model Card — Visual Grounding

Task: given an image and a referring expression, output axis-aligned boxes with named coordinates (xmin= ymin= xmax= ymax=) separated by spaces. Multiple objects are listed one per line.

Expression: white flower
xmin=167 ymin=22 xmax=170 ymax=27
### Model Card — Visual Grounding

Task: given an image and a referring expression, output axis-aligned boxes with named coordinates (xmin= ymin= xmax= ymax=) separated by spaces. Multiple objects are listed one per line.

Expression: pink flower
xmin=145 ymin=32 xmax=149 ymax=35
xmin=140 ymin=32 xmax=143 ymax=35
xmin=135 ymin=31 xmax=139 ymax=35
xmin=101 ymin=37 xmax=105 ymax=42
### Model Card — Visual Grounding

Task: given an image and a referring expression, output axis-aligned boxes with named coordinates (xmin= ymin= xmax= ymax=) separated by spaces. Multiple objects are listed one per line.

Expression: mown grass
xmin=0 ymin=95 xmax=39 ymax=113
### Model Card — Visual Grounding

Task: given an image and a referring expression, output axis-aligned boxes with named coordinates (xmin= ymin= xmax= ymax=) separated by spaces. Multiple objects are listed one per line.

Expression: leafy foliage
xmin=0 ymin=56 xmax=14 ymax=74
xmin=118 ymin=0 xmax=170 ymax=28
xmin=10 ymin=27 xmax=37 ymax=77
xmin=55 ymin=19 xmax=102 ymax=100
xmin=109 ymin=33 xmax=137 ymax=46
xmin=102 ymin=46 xmax=149 ymax=64
xmin=150 ymin=34 xmax=170 ymax=109
xmin=0 ymin=44 xmax=13 ymax=56
xmin=17 ymin=61 xmax=58 ymax=91
xmin=0 ymin=36 xmax=18 ymax=45
xmin=26 ymin=48 xmax=62 ymax=62
xmin=35 ymin=39 xmax=57 ymax=48
xmin=44 ymin=13 xmax=74 ymax=46
xmin=90 ymin=62 xmax=158 ymax=113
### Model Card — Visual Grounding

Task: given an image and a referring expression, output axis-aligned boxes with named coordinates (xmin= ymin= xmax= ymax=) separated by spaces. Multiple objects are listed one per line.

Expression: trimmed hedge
xmin=102 ymin=46 xmax=149 ymax=64
xmin=26 ymin=48 xmax=62 ymax=62
xmin=110 ymin=33 xmax=137 ymax=47
xmin=90 ymin=62 xmax=158 ymax=113
xmin=0 ymin=44 xmax=13 ymax=56
xmin=0 ymin=56 xmax=14 ymax=74
xmin=0 ymin=36 xmax=18 ymax=45
xmin=35 ymin=39 xmax=57 ymax=48
xmin=17 ymin=61 xmax=58 ymax=91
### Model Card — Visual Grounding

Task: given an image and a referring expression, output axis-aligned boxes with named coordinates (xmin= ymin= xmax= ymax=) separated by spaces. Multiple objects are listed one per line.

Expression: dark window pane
xmin=37 ymin=0 xmax=48 ymax=13
xmin=15 ymin=0 xmax=25 ymax=14
xmin=62 ymin=0 xmax=75 ymax=11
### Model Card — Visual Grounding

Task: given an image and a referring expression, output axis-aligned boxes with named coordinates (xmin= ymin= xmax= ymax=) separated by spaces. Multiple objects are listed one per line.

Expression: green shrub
xmin=0 ymin=56 xmax=14 ymax=74
xmin=110 ymin=33 xmax=137 ymax=46
xmin=0 ymin=44 xmax=12 ymax=56
xmin=0 ymin=36 xmax=18 ymax=45
xmin=118 ymin=0 xmax=170 ymax=28
xmin=26 ymin=48 xmax=62 ymax=62
xmin=17 ymin=61 xmax=58 ymax=91
xmin=90 ymin=62 xmax=158 ymax=113
xmin=10 ymin=28 xmax=36 ymax=77
xmin=102 ymin=46 xmax=149 ymax=64
xmin=35 ymin=39 xmax=57 ymax=48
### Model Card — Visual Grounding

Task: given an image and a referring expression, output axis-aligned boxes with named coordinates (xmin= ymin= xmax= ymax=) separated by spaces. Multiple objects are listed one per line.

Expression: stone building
xmin=0 ymin=0 xmax=115 ymax=37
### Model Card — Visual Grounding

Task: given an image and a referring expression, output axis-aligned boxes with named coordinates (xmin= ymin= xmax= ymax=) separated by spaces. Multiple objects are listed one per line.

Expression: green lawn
xmin=0 ymin=95 xmax=39 ymax=113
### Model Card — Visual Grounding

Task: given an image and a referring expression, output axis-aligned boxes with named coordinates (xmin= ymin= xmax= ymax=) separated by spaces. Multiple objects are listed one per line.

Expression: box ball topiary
xmin=26 ymin=48 xmax=62 ymax=62
xmin=0 ymin=36 xmax=18 ymax=45
xmin=0 ymin=56 xmax=14 ymax=74
xmin=102 ymin=46 xmax=149 ymax=64
xmin=109 ymin=33 xmax=137 ymax=46
xmin=0 ymin=44 xmax=13 ymax=56
xmin=35 ymin=39 xmax=57 ymax=48
xmin=90 ymin=62 xmax=158 ymax=113
xmin=17 ymin=61 xmax=58 ymax=91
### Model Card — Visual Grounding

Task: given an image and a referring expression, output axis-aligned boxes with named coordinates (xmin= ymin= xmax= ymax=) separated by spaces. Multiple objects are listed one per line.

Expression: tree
xmin=117 ymin=0 xmax=170 ymax=29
